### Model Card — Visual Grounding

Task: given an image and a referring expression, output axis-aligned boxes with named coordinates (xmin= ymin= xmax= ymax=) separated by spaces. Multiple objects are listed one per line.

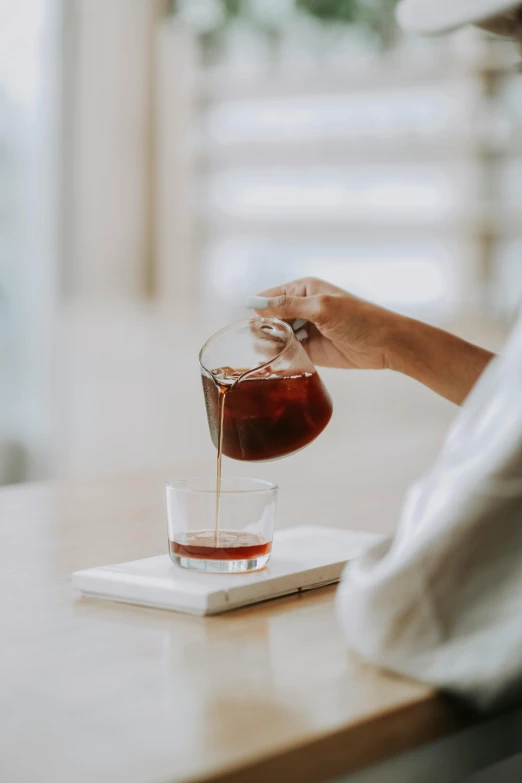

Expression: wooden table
xmin=0 ymin=476 xmax=518 ymax=783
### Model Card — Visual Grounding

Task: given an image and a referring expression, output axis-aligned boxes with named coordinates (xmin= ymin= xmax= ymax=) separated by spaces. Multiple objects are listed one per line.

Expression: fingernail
xmin=295 ymin=328 xmax=308 ymax=342
xmin=246 ymin=296 xmax=269 ymax=310
xmin=292 ymin=319 xmax=307 ymax=331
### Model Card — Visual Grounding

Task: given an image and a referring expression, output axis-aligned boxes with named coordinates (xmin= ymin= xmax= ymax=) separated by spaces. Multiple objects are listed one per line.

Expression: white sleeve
xmin=336 ymin=317 xmax=522 ymax=711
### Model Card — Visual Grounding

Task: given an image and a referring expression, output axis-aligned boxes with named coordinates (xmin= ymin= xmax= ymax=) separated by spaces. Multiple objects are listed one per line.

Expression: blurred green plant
xmin=173 ymin=0 xmax=399 ymax=61
xmin=297 ymin=0 xmax=399 ymax=47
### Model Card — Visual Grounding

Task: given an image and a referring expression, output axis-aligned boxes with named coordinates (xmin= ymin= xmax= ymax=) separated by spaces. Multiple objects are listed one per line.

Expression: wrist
xmin=382 ymin=313 xmax=419 ymax=374
xmin=383 ymin=314 xmax=495 ymax=404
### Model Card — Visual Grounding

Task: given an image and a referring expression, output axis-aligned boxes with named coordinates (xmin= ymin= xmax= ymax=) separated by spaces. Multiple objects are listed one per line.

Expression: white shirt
xmin=336 ymin=313 xmax=522 ymax=711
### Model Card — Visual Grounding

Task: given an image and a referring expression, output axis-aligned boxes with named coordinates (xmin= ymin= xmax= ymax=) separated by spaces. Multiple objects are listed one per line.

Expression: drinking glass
xmin=199 ymin=317 xmax=333 ymax=462
xmin=166 ymin=477 xmax=277 ymax=573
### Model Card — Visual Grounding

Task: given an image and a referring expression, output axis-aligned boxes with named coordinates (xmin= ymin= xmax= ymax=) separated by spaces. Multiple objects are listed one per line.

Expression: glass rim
xmin=165 ymin=476 xmax=278 ymax=495
xmin=198 ymin=317 xmax=294 ymax=376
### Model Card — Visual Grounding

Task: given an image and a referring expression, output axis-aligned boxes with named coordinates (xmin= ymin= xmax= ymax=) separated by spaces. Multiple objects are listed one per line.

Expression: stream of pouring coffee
xmin=215 ymin=382 xmax=226 ymax=545
xmin=212 ymin=367 xmax=243 ymax=544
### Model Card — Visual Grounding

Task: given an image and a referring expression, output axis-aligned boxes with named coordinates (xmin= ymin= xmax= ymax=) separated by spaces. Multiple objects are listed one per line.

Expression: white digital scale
xmin=73 ymin=525 xmax=383 ymax=616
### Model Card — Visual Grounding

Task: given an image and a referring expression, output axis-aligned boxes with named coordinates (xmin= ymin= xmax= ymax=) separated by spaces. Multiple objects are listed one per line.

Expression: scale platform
xmin=73 ymin=525 xmax=384 ymax=616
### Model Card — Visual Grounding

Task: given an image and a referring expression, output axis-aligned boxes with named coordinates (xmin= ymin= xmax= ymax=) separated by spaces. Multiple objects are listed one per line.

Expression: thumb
xmin=246 ymin=294 xmax=317 ymax=322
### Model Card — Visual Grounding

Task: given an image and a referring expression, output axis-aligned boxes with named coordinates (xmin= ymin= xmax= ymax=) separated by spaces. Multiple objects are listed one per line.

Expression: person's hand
xmin=247 ymin=277 xmax=401 ymax=371
xmin=247 ymin=277 xmax=495 ymax=404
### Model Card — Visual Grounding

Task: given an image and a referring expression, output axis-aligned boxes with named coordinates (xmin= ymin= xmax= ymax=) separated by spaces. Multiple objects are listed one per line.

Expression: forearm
xmin=387 ymin=316 xmax=495 ymax=405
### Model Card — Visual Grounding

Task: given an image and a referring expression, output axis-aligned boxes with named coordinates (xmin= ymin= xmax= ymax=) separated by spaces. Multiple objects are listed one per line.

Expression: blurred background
xmin=1 ymin=0 xmax=521 ymax=523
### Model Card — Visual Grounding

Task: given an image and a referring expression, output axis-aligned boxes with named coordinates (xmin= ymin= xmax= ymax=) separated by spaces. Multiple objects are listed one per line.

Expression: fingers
xmin=246 ymin=278 xmax=342 ymax=332
xmin=246 ymin=293 xmax=320 ymax=323
xmin=258 ymin=278 xmax=343 ymax=299
xmin=245 ymin=297 xmax=310 ymax=342
xmin=257 ymin=282 xmax=307 ymax=299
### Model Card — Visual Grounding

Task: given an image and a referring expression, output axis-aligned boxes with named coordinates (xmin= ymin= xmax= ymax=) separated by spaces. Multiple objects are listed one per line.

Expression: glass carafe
xmin=199 ymin=318 xmax=333 ymax=461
